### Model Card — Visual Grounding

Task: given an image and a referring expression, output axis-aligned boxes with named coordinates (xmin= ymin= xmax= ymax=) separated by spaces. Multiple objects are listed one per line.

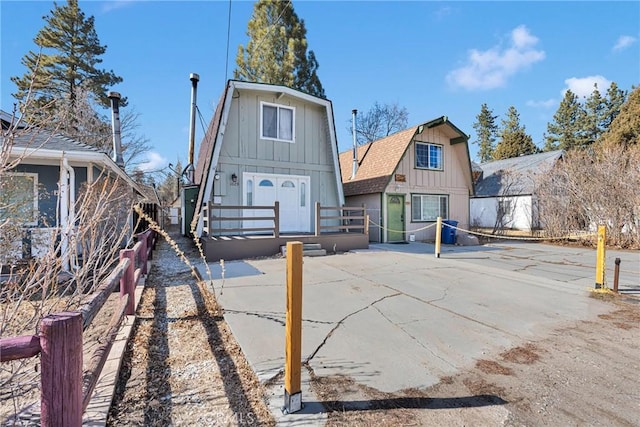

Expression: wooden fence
xmin=315 ymin=203 xmax=368 ymax=236
xmin=0 ymin=228 xmax=157 ymax=426
xmin=203 ymin=201 xmax=367 ymax=237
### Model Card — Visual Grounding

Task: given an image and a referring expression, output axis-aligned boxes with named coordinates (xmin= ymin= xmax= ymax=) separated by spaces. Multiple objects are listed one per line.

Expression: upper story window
xmin=261 ymin=102 xmax=295 ymax=143
xmin=415 ymin=142 xmax=443 ymax=170
xmin=0 ymin=172 xmax=38 ymax=226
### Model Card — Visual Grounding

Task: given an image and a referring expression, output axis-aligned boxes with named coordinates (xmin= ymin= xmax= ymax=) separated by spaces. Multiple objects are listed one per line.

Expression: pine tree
xmin=493 ymin=106 xmax=538 ymax=160
xmin=234 ymin=0 xmax=325 ymax=98
xmin=544 ymin=89 xmax=583 ymax=151
xmin=601 ymin=85 xmax=639 ymax=147
xmin=602 ymin=82 xmax=627 ymax=130
xmin=11 ymin=0 xmax=123 ymax=111
xmin=580 ymin=83 xmax=606 ymax=146
xmin=472 ymin=103 xmax=498 ymax=162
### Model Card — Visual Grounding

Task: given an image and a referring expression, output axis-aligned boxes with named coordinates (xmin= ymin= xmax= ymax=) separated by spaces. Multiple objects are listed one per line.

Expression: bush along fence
xmin=0 ymin=228 xmax=157 ymax=426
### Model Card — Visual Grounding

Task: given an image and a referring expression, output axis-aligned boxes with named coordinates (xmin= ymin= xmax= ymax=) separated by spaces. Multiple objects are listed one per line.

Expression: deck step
xmin=303 ymin=249 xmax=327 ymax=257
xmin=302 ymin=243 xmax=322 ymax=251
xmin=280 ymin=243 xmax=327 ymax=257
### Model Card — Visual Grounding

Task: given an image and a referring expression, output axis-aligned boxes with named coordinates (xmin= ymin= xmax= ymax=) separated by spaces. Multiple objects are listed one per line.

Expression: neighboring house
xmin=339 ymin=116 xmax=474 ymax=243
xmin=168 ymin=196 xmax=181 ymax=226
xmin=135 ymin=183 xmax=161 ymax=231
xmin=470 ymin=150 xmax=564 ymax=231
xmin=1 ymin=111 xmax=145 ymax=270
xmin=193 ymin=80 xmax=367 ymax=261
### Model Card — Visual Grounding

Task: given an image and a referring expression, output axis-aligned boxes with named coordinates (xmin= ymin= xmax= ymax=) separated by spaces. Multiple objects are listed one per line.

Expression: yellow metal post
xmin=284 ymin=241 xmax=303 ymax=413
xmin=435 ymin=216 xmax=442 ymax=258
xmin=595 ymin=225 xmax=606 ymax=289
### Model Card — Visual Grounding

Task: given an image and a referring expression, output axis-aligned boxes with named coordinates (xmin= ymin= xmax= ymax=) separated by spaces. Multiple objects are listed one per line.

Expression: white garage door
xmin=243 ymin=172 xmax=311 ymax=233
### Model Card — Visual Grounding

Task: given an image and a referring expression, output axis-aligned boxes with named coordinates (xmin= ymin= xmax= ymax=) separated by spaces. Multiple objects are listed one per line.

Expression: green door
xmin=386 ymin=194 xmax=404 ymax=242
xmin=182 ymin=186 xmax=199 ymax=237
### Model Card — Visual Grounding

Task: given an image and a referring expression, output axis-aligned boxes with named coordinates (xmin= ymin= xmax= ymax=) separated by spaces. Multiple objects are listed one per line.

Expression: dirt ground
xmin=309 ymin=294 xmax=640 ymax=426
xmin=107 ymin=232 xmax=275 ymax=426
xmin=105 ymin=232 xmax=639 ymax=426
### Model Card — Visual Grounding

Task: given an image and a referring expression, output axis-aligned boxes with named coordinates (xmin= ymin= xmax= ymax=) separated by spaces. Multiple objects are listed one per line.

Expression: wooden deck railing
xmin=315 ymin=203 xmax=368 ymax=236
xmin=204 ymin=201 xmax=368 ymax=238
xmin=0 ymin=228 xmax=157 ymax=426
xmin=206 ymin=202 xmax=281 ymax=237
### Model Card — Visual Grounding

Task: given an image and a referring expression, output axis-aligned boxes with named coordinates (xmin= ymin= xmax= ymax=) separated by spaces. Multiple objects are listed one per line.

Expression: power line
xmin=195 ymin=106 xmax=208 ymax=136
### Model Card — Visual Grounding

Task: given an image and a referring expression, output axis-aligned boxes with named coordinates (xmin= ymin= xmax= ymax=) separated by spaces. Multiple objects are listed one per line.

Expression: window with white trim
xmin=415 ymin=142 xmax=443 ymax=170
xmin=246 ymin=179 xmax=253 ymax=206
xmin=411 ymin=194 xmax=448 ymax=222
xmin=261 ymin=102 xmax=295 ymax=142
xmin=0 ymin=172 xmax=38 ymax=225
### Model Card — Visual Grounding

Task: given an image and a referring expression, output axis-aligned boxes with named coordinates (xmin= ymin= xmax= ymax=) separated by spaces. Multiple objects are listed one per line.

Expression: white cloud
xmin=434 ymin=6 xmax=453 ymax=20
xmin=526 ymin=98 xmax=556 ymax=109
xmin=563 ymin=75 xmax=611 ymax=99
xmin=613 ymin=35 xmax=637 ymax=52
xmin=446 ymin=25 xmax=545 ymax=91
xmin=101 ymin=0 xmax=136 ymax=14
xmin=138 ymin=151 xmax=167 ymax=172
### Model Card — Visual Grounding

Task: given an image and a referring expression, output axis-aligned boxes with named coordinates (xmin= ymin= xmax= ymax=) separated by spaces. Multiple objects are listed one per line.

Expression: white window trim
xmin=1 ymin=172 xmax=39 ymax=226
xmin=260 ymin=101 xmax=296 ymax=143
xmin=415 ymin=142 xmax=444 ymax=171
xmin=411 ymin=193 xmax=448 ymax=222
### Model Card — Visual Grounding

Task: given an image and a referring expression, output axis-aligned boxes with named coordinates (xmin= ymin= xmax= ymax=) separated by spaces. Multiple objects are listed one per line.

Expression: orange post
xmin=435 ymin=216 xmax=442 ymax=258
xmin=595 ymin=225 xmax=606 ymax=289
xmin=284 ymin=241 xmax=303 ymax=414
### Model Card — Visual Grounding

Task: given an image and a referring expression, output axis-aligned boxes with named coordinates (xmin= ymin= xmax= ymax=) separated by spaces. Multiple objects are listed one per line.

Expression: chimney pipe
xmin=108 ymin=91 xmax=124 ymax=168
xmin=351 ymin=109 xmax=358 ymax=180
xmin=186 ymin=73 xmax=199 ymax=184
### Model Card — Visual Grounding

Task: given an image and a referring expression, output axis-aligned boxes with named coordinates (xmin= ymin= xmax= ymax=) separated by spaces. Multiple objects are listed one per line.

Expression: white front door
xmin=243 ymin=173 xmax=311 ymax=233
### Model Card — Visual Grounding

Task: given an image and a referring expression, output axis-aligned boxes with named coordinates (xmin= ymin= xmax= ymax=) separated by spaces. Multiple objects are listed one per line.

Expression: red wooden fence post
xmin=40 ymin=312 xmax=83 ymax=427
xmin=146 ymin=230 xmax=154 ymax=260
xmin=139 ymin=236 xmax=148 ymax=275
xmin=120 ymin=248 xmax=135 ymax=315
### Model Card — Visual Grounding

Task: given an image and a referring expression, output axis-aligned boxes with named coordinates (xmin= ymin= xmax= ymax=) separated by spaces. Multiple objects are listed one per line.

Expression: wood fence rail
xmin=0 ymin=228 xmax=157 ymax=426
xmin=204 ymin=202 xmax=368 ymax=238
xmin=315 ymin=203 xmax=368 ymax=236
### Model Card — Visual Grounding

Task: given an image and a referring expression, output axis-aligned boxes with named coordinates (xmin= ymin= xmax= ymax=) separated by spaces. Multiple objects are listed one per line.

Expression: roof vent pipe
xmin=186 ymin=73 xmax=199 ymax=184
xmin=108 ymin=91 xmax=124 ymax=168
xmin=351 ymin=109 xmax=358 ymax=180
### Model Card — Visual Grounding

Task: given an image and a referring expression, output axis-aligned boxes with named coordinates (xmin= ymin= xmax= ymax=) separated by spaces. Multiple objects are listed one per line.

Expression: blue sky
xmin=2 ymin=1 xmax=639 ymax=176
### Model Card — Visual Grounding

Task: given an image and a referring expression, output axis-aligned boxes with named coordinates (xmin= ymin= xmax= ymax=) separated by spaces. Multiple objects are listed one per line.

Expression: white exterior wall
xmin=470 ymin=195 xmax=535 ymax=231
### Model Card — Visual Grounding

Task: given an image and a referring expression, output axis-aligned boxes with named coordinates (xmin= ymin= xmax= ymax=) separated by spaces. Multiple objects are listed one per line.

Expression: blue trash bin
xmin=441 ymin=220 xmax=458 ymax=244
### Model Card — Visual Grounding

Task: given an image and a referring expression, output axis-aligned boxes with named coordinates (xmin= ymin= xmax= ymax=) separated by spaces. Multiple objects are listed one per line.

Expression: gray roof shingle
xmin=474 ymin=150 xmax=564 ymax=197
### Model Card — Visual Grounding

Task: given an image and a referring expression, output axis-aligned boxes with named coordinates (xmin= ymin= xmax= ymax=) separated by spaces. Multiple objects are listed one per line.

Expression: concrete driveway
xmin=198 ymin=241 xmax=639 ymax=424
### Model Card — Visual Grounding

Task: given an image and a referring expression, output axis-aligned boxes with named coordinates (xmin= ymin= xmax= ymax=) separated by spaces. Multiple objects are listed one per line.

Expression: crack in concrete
xmin=223 ymin=309 xmax=334 ymax=326
xmin=514 ymin=264 xmax=538 ymax=272
xmin=304 ymin=292 xmax=401 ymax=364
xmin=372 ymin=305 xmax=457 ymax=370
xmin=378 ymin=282 xmax=523 ymax=339
xmin=329 ymin=262 xmax=522 ymax=339
xmin=223 ymin=309 xmax=285 ymax=326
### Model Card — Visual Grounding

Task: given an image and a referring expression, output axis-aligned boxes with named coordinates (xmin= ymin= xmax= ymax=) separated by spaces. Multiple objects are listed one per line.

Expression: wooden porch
xmin=200 ymin=203 xmax=369 ymax=261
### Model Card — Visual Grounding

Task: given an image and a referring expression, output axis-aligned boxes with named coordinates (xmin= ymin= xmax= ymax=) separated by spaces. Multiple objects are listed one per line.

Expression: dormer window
xmin=261 ymin=102 xmax=295 ymax=143
xmin=415 ymin=142 xmax=443 ymax=170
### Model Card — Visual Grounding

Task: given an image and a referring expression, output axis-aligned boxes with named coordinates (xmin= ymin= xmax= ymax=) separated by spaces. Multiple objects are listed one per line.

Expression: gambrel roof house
xmin=339 ymin=117 xmax=474 ymax=243
xmin=471 ymin=150 xmax=564 ymax=231
xmin=1 ymin=112 xmax=146 ymax=269
xmin=192 ymin=80 xmax=367 ymax=261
